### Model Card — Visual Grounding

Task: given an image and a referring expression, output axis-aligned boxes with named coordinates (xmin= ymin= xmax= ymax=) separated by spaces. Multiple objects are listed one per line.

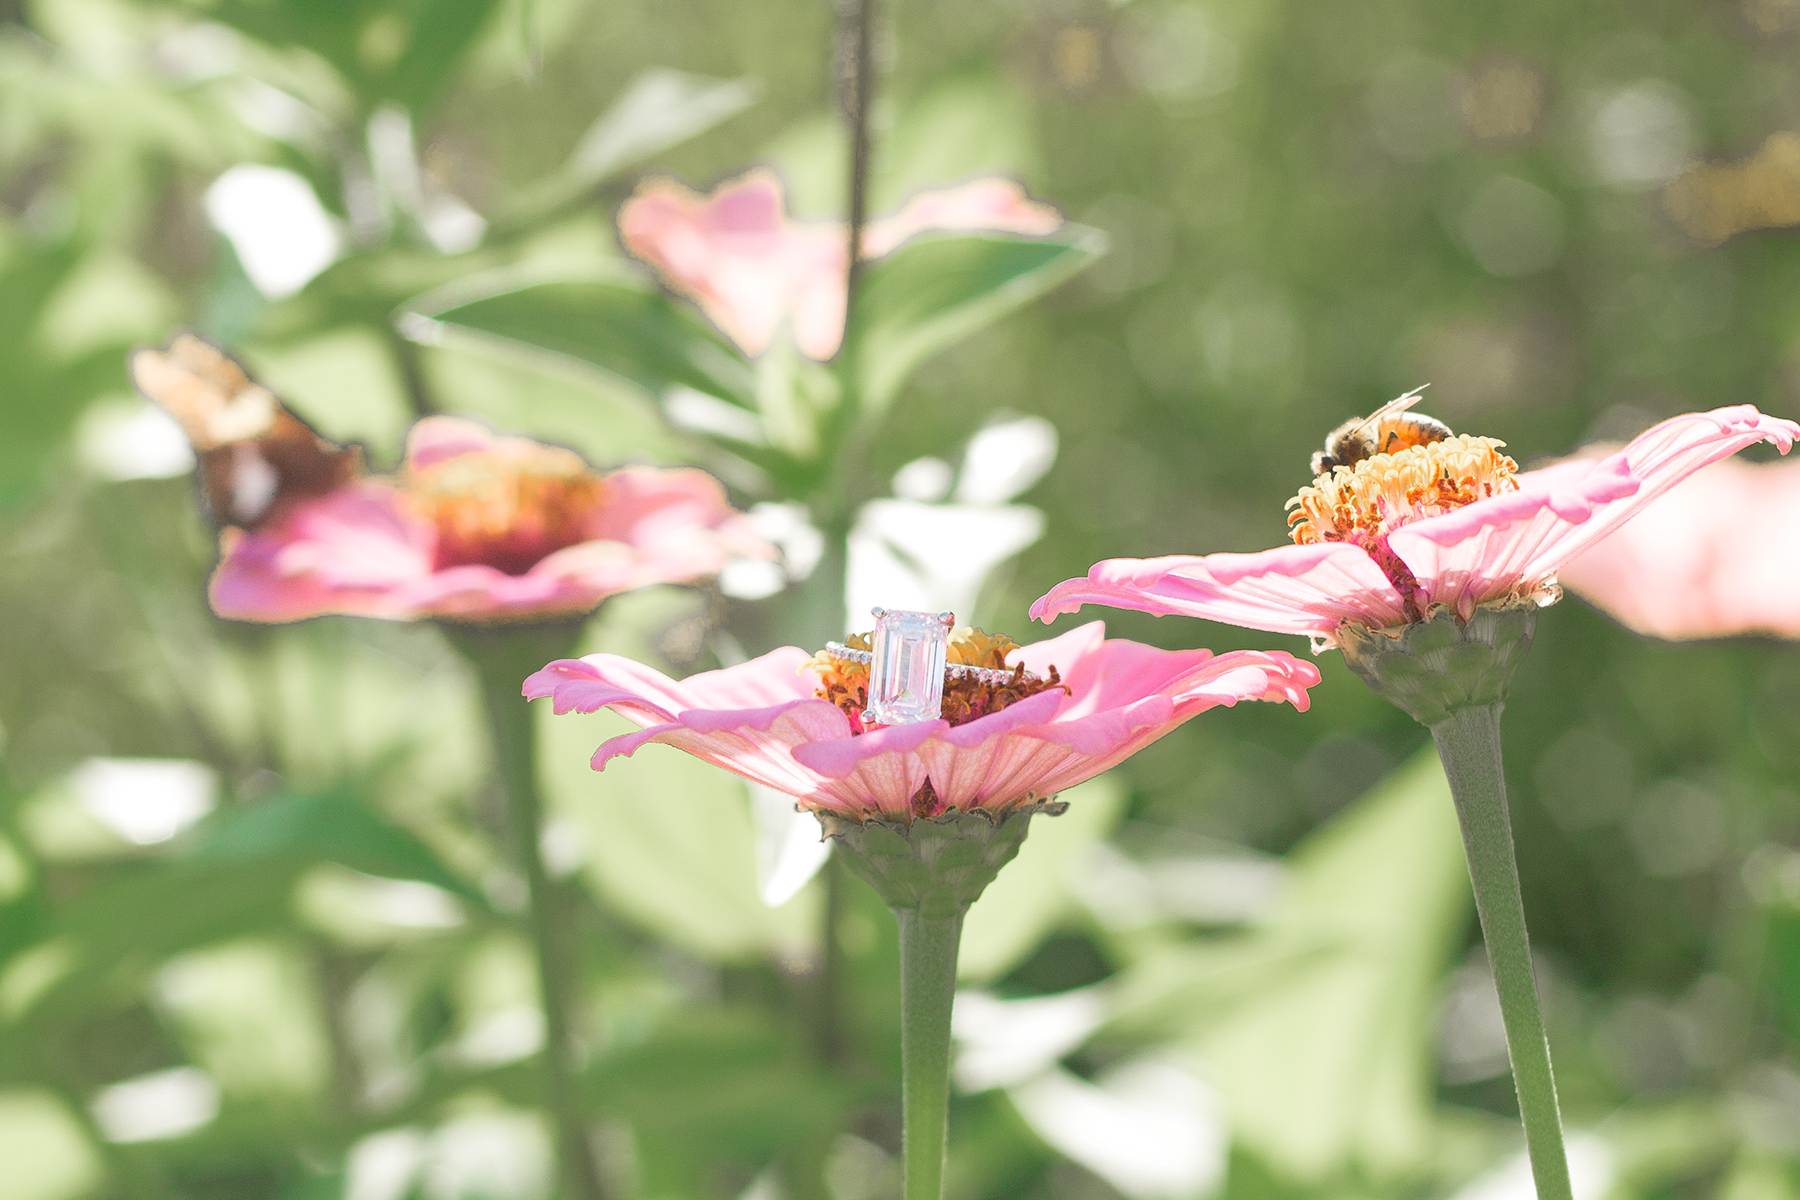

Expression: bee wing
xmin=1350 ymin=384 xmax=1430 ymax=437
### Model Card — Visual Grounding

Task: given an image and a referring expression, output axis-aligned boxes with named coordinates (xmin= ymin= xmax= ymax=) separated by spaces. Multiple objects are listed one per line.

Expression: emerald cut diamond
xmin=864 ymin=607 xmax=955 ymax=725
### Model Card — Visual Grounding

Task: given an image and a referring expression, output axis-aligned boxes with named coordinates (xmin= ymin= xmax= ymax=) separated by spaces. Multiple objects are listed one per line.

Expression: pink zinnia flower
xmin=1032 ymin=405 xmax=1799 ymax=648
xmin=1557 ymin=452 xmax=1800 ymax=641
xmin=617 ymin=171 xmax=1062 ymax=360
xmin=212 ymin=415 xmax=772 ymax=623
xmin=523 ymin=621 xmax=1318 ymax=821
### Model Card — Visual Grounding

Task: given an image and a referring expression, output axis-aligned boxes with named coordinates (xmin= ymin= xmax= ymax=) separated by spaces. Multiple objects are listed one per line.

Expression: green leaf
xmin=400 ymin=259 xmax=757 ymax=410
xmin=592 ymin=1010 xmax=858 ymax=1152
xmin=4 ymin=860 xmax=300 ymax=1033
xmin=0 ymin=237 xmax=175 ymax=509
xmin=201 ymin=0 xmax=503 ymax=115
xmin=853 ymin=227 xmax=1105 ymax=415
xmin=538 ymin=706 xmax=818 ymax=963
xmin=959 ymin=774 xmax=1125 ymax=984
xmin=499 ymin=69 xmax=760 ymax=229
xmin=1103 ymin=749 xmax=1471 ymax=1185
xmin=185 ymin=788 xmax=482 ymax=904
xmin=388 ymin=0 xmax=505 ymax=113
xmin=0 ymin=1090 xmax=103 ymax=1200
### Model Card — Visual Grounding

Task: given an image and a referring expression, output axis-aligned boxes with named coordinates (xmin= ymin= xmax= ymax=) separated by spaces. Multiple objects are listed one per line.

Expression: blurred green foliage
xmin=6 ymin=0 xmax=1800 ymax=1198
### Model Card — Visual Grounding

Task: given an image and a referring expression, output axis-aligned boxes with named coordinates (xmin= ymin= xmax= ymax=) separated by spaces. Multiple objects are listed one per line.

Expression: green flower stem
xmin=822 ymin=806 xmax=1062 ymax=1200
xmin=1432 ymin=703 xmax=1571 ymax=1200
xmin=896 ymin=907 xmax=963 ymax=1200
xmin=456 ymin=623 xmax=605 ymax=1200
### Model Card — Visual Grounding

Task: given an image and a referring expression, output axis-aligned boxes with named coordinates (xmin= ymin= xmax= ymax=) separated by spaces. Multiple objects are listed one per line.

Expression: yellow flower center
xmin=1287 ymin=435 xmax=1519 ymax=610
xmin=406 ymin=445 xmax=608 ymax=575
xmin=1287 ymin=435 xmax=1517 ymax=545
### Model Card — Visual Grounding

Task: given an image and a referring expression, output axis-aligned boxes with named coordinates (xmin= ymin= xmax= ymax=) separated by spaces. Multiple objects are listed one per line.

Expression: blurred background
xmin=5 ymin=0 xmax=1800 ymax=1198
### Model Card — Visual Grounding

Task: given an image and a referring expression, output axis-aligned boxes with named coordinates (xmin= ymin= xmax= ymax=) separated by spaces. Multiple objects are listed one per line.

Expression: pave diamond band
xmin=823 ymin=643 xmax=1030 ymax=686
xmin=829 ymin=607 xmax=1040 ymax=726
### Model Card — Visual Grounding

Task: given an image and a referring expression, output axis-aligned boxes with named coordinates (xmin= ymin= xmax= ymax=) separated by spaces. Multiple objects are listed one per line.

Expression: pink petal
xmin=618 ymin=171 xmax=847 ymax=359
xmin=213 ymin=423 xmax=774 ymax=622
xmin=1559 ymin=454 xmax=1800 ymax=640
xmin=523 ymin=647 xmax=818 ymax=718
xmin=209 ymin=483 xmax=434 ymax=622
xmin=861 ymin=179 xmax=1063 ymax=258
xmin=589 ymin=466 xmax=769 ymax=553
xmin=1390 ymin=405 xmax=1799 ymax=615
xmin=1030 ymin=544 xmax=1408 ymax=638
xmin=404 ymin=415 xmax=502 ymax=469
xmin=599 ymin=701 xmax=913 ymax=815
xmin=621 ymin=173 xmax=1067 ymax=362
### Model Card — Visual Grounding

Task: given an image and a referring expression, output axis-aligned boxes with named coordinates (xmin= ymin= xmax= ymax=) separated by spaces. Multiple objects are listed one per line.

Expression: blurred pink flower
xmin=1558 ymin=453 xmax=1800 ymax=641
xmin=1032 ymin=406 xmax=1799 ymax=648
xmin=523 ymin=621 xmax=1318 ymax=820
xmin=617 ymin=170 xmax=1062 ymax=360
xmin=212 ymin=416 xmax=771 ymax=623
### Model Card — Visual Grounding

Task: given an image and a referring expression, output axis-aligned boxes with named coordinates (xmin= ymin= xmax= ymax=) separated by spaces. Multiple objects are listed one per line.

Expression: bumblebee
xmin=1311 ymin=387 xmax=1452 ymax=476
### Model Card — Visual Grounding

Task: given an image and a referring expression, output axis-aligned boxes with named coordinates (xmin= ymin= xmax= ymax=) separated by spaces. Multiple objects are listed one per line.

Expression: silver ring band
xmin=823 ymin=642 xmax=1033 ymax=686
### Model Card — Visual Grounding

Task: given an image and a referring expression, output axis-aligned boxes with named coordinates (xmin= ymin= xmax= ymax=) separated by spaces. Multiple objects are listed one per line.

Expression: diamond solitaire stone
xmin=864 ymin=608 xmax=955 ymax=725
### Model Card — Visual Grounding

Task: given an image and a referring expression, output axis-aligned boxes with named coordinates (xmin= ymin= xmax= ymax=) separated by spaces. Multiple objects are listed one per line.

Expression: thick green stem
xmin=460 ymin=625 xmax=605 ymax=1200
xmin=896 ymin=908 xmax=962 ymax=1200
xmin=1431 ymin=703 xmax=1571 ymax=1200
xmin=825 ymin=808 xmax=1057 ymax=1200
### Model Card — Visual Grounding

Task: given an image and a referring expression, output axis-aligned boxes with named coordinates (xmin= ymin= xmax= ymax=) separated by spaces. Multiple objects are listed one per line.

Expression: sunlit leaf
xmin=1102 ymin=749 xmax=1470 ymax=1185
xmin=539 ymin=706 xmax=818 ymax=962
xmin=201 ymin=0 xmax=503 ymax=114
xmin=0 ymin=1090 xmax=102 ymax=1200
xmin=592 ymin=1010 xmax=859 ymax=1160
xmin=399 ymin=259 xmax=757 ymax=409
xmin=853 ymin=227 xmax=1105 ymax=415
xmin=959 ymin=774 xmax=1125 ymax=984
xmin=186 ymin=788 xmax=482 ymax=904
xmin=500 ymin=69 xmax=760 ymax=229
xmin=0 ymin=238 xmax=168 ymax=508
xmin=6 ymin=861 xmax=298 ymax=1031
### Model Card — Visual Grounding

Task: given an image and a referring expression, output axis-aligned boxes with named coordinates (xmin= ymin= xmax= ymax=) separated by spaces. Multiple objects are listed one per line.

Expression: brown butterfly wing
xmin=130 ymin=334 xmax=361 ymax=528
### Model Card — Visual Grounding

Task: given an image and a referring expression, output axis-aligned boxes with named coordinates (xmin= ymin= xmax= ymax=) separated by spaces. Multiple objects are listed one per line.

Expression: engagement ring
xmin=828 ymin=607 xmax=1039 ymax=725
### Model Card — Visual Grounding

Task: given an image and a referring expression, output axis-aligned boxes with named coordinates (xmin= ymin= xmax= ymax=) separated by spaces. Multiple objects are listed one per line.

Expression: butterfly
xmin=129 ymin=334 xmax=361 ymax=529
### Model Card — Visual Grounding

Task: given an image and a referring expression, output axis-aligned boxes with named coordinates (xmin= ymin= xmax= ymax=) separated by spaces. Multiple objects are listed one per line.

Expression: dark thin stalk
xmin=895 ymin=908 xmax=962 ymax=1200
xmin=839 ymin=0 xmax=877 ymax=339
xmin=1431 ymin=704 xmax=1572 ymax=1200
xmin=314 ymin=945 xmax=366 ymax=1118
xmin=387 ymin=327 xmax=439 ymax=418
xmin=458 ymin=624 xmax=605 ymax=1200
xmin=822 ymin=0 xmax=882 ymax=527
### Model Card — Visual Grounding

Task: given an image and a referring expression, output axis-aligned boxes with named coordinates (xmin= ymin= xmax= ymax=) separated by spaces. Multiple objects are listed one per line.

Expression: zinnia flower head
xmin=1558 ymin=452 xmax=1800 ymax=641
xmin=1286 ymin=433 xmax=1524 ymax=621
xmin=212 ymin=415 xmax=774 ymax=624
xmin=523 ymin=621 xmax=1319 ymax=822
xmin=617 ymin=170 xmax=1062 ymax=360
xmin=1033 ymin=403 xmax=1799 ymax=650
